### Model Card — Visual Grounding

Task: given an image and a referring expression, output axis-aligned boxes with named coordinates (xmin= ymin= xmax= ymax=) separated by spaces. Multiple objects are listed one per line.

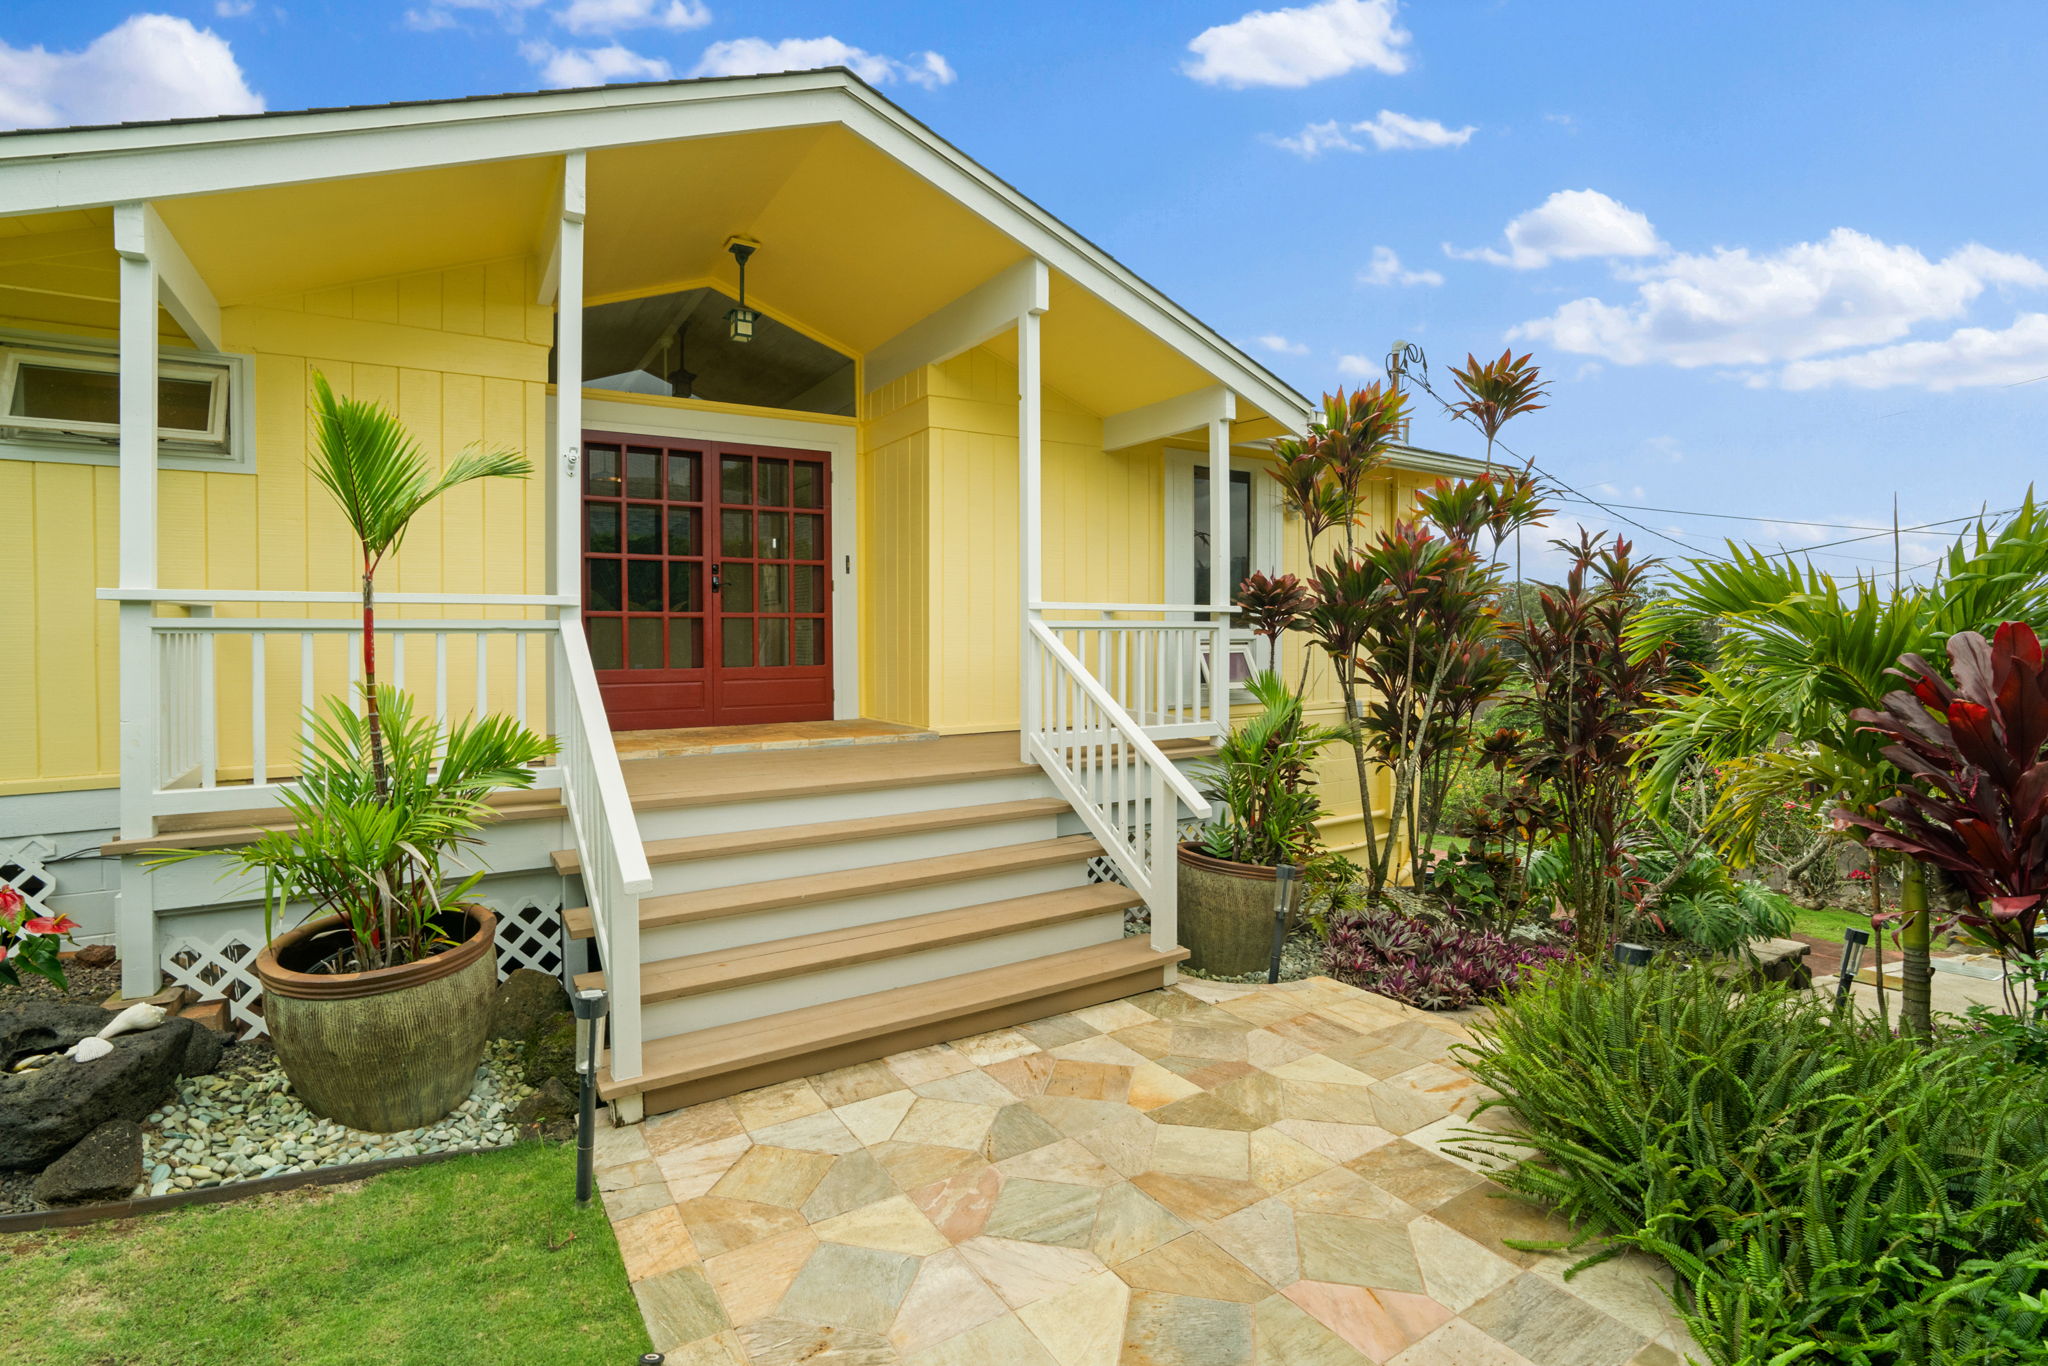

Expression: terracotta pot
xmin=255 ymin=907 xmax=496 ymax=1133
xmin=1176 ymin=843 xmax=1283 ymax=978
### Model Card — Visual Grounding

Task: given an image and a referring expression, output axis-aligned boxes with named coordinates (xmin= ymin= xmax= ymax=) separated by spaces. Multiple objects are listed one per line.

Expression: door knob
xmin=710 ymin=564 xmax=722 ymax=592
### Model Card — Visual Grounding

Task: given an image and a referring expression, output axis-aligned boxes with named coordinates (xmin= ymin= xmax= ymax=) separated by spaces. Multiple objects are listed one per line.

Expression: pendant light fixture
xmin=665 ymin=325 xmax=695 ymax=398
xmin=725 ymin=236 xmax=760 ymax=343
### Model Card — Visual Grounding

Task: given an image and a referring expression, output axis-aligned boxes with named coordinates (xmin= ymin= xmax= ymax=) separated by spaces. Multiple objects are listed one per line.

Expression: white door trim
xmin=1164 ymin=445 xmax=1283 ymax=688
xmin=561 ymin=394 xmax=861 ymax=722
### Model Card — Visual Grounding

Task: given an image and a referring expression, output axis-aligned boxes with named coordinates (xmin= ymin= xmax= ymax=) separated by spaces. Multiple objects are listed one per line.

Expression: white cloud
xmin=1358 ymin=246 xmax=1443 ymax=287
xmin=1270 ymin=108 xmax=1472 ymax=157
xmin=522 ymin=39 xmax=671 ymax=86
xmin=689 ymin=37 xmax=955 ymax=89
xmin=1185 ymin=0 xmax=1409 ymax=88
xmin=0 ymin=15 xmax=263 ymax=130
xmin=406 ymin=0 xmax=546 ymax=32
xmin=1449 ymin=189 xmax=1663 ymax=269
xmin=215 ymin=1 xmax=255 ymax=16
xmin=554 ymin=0 xmax=710 ymax=35
xmin=1779 ymin=313 xmax=2048 ymax=391
xmin=1517 ymin=229 xmax=2048 ymax=369
xmin=1336 ymin=354 xmax=1382 ymax=379
xmin=1254 ymin=334 xmax=1310 ymax=356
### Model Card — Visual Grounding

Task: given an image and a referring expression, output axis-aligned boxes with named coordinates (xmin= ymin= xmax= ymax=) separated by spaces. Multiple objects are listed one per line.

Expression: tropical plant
xmin=151 ymin=685 xmax=556 ymax=973
xmin=307 ymin=373 xmax=529 ymax=800
xmin=1193 ymin=670 xmax=1343 ymax=867
xmin=1323 ymin=905 xmax=1568 ymax=1009
xmin=1233 ymin=571 xmax=1313 ymax=685
xmin=1835 ymin=622 xmax=2048 ymax=1017
xmin=1446 ymin=348 xmax=1550 ymax=465
xmin=1526 ymin=841 xmax=1796 ymax=954
xmin=1459 ymin=962 xmax=2048 ymax=1365
xmin=0 ymin=885 xmax=78 ymax=990
xmin=1635 ymin=494 xmax=2048 ymax=1036
xmin=1505 ymin=532 xmax=1678 ymax=953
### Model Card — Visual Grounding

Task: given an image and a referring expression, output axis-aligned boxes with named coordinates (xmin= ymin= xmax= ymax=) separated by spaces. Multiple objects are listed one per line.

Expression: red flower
xmin=0 ymin=886 xmax=22 ymax=916
xmin=1847 ymin=868 xmax=1872 ymax=881
xmin=23 ymin=914 xmax=78 ymax=937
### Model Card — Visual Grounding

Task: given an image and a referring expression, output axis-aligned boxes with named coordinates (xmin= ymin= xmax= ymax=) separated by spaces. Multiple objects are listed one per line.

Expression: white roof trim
xmin=0 ymin=70 xmax=1309 ymax=427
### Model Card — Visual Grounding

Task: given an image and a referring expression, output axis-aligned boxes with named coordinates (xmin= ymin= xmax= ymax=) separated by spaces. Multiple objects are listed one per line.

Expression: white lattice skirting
xmin=160 ymin=900 xmax=569 ymax=1038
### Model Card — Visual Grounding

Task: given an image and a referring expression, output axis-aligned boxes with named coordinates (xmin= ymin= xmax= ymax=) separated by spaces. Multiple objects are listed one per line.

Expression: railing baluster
xmin=300 ymin=633 xmax=315 ymax=749
xmin=435 ymin=633 xmax=449 ymax=723
xmin=474 ymin=635 xmax=489 ymax=718
xmin=249 ymin=633 xmax=267 ymax=787
xmin=515 ymin=633 xmax=529 ymax=731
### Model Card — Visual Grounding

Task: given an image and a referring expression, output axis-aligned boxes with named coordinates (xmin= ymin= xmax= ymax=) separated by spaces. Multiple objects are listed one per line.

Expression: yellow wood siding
xmin=1 ymin=257 xmax=552 ymax=795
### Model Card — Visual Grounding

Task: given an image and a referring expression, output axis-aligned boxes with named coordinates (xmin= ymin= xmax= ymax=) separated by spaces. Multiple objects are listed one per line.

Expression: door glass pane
xmin=759 ymin=564 xmax=787 ymax=611
xmin=627 ymin=560 xmax=661 ymax=612
xmin=793 ymin=618 xmax=821 ymax=666
xmin=721 ymin=510 xmax=751 ymax=558
xmin=722 ymin=617 xmax=753 ymax=667
xmin=793 ymin=462 xmax=822 ymax=508
xmin=628 ymin=618 xmax=662 ymax=668
xmin=792 ymin=514 xmax=821 ymax=560
xmin=585 ymin=504 xmax=619 ymax=554
xmin=724 ymin=564 xmax=754 ymax=612
xmin=666 ymin=452 xmax=699 ymax=501
xmin=667 ymin=619 xmax=701 ymax=669
xmin=587 ymin=559 xmax=620 ymax=611
xmin=758 ymin=512 xmax=788 ymax=558
xmin=1191 ymin=467 xmax=1254 ymax=611
xmin=625 ymin=505 xmax=660 ymax=554
xmin=588 ymin=617 xmax=622 ymax=670
xmin=666 ymin=508 xmax=698 ymax=556
xmin=668 ymin=563 xmax=698 ymax=612
xmin=759 ymin=617 xmax=789 ymax=667
xmin=625 ymin=449 xmax=660 ymax=499
xmin=759 ymin=459 xmax=789 ymax=506
xmin=586 ymin=446 xmax=620 ymax=495
xmin=721 ymin=456 xmax=751 ymax=505
xmin=794 ymin=565 xmax=823 ymax=612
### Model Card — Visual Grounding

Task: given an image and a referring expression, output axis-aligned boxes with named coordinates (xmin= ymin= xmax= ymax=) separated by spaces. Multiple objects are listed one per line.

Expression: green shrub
xmin=1456 ymin=962 xmax=2048 ymax=1364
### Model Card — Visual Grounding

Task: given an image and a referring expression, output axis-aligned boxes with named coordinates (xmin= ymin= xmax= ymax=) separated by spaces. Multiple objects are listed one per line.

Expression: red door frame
xmin=580 ymin=429 xmax=833 ymax=731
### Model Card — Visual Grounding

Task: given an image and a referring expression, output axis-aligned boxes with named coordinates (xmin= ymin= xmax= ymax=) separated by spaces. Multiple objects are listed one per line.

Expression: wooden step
xmin=598 ymin=936 xmax=1188 ymax=1113
xmin=575 ymin=883 xmax=1140 ymax=1002
xmin=565 ymin=833 xmax=1103 ymax=940
xmin=550 ymin=797 xmax=1069 ymax=876
xmin=620 ymin=731 xmax=1039 ymax=814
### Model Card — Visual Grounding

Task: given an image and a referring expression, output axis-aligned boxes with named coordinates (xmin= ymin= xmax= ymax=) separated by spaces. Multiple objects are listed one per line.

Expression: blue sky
xmin=7 ymin=0 xmax=2047 ymax=579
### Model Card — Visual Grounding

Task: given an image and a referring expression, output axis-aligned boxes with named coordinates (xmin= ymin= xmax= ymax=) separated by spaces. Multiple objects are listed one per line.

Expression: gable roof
xmin=0 ymin=68 xmax=1310 ymax=430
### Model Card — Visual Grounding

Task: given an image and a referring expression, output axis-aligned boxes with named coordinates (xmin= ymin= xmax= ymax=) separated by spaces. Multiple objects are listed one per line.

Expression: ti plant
xmin=1446 ymin=348 xmax=1550 ymax=465
xmin=1192 ymin=670 xmax=1345 ymax=869
xmin=1836 ymin=622 xmax=2048 ymax=1018
xmin=307 ymin=374 xmax=529 ymax=801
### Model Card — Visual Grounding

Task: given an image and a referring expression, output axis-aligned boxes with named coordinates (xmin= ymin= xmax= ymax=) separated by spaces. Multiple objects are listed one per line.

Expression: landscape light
xmin=1613 ymin=942 xmax=1653 ymax=969
xmin=1836 ymin=927 xmax=1870 ymax=1006
xmin=571 ymin=986 xmax=609 ymax=1207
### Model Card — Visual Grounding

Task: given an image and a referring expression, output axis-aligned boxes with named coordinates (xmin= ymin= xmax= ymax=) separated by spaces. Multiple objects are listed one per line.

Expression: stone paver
xmin=601 ymin=974 xmax=1697 ymax=1363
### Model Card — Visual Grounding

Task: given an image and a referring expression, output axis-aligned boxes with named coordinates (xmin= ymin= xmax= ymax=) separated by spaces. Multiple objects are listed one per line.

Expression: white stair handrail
xmin=1029 ymin=622 xmax=1210 ymax=817
xmin=553 ymin=623 xmax=652 ymax=1083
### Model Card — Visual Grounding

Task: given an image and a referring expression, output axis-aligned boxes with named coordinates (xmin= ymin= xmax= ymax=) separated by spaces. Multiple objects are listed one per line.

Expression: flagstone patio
xmin=593 ymin=975 xmax=1699 ymax=1365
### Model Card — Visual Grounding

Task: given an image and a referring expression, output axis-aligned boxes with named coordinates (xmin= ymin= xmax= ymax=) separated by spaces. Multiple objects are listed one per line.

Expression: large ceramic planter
xmin=254 ymin=907 xmax=496 ymax=1133
xmin=1176 ymin=843 xmax=1282 ymax=977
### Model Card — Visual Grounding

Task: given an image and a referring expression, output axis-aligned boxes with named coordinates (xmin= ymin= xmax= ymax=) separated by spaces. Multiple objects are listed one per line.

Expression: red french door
xmin=581 ymin=430 xmax=832 ymax=730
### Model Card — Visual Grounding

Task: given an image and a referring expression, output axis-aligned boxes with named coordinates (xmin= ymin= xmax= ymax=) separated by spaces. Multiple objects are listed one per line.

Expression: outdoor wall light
xmin=725 ymin=237 xmax=760 ymax=343
xmin=1836 ymin=926 xmax=1870 ymax=1006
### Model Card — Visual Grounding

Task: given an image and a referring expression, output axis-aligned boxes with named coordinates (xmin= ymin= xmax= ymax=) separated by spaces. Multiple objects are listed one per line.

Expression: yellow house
xmin=0 ymin=70 xmax=1482 ymax=1118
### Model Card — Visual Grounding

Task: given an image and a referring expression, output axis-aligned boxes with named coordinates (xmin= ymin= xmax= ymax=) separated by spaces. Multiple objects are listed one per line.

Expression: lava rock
xmin=72 ymin=944 xmax=117 ymax=969
xmin=489 ymin=968 xmax=567 ymax=1045
xmin=520 ymin=1012 xmax=578 ymax=1088
xmin=512 ymin=1074 xmax=576 ymax=1126
xmin=33 ymin=1119 xmax=145 ymax=1205
xmin=0 ymin=1003 xmax=225 ymax=1171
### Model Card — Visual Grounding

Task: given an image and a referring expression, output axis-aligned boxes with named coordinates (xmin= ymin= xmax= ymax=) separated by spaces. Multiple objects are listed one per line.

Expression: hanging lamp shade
xmin=726 ymin=239 xmax=759 ymax=343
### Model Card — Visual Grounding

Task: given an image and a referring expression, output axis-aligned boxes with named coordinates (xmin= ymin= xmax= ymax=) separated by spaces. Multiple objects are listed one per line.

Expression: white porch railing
xmin=101 ymin=588 xmax=652 ymax=1081
xmin=1023 ymin=620 xmax=1212 ymax=963
xmin=1035 ymin=606 xmax=1231 ymax=741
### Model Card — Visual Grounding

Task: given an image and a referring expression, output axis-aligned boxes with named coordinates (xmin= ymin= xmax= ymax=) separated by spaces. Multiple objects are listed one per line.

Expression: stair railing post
xmin=1150 ymin=763 xmax=1179 ymax=981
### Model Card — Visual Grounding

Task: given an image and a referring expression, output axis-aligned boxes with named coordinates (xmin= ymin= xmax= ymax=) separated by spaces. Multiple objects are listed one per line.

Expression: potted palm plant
xmin=1180 ymin=670 xmax=1341 ymax=975
xmin=154 ymin=376 xmax=547 ymax=1132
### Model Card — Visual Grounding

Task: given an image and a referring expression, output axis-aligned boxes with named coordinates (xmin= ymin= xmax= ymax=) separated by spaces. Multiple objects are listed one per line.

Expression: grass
xmin=5 ymin=1141 xmax=650 ymax=1366
xmin=1789 ymin=901 xmax=1872 ymax=942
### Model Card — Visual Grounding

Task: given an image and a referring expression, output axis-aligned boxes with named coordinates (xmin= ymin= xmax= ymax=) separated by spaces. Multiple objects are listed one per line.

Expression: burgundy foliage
xmin=1323 ymin=907 xmax=1570 ymax=1011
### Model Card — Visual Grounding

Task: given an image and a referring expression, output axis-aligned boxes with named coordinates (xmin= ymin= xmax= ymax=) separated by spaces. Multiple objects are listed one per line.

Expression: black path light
xmin=572 ymin=985 xmax=609 ymax=1207
xmin=1267 ymin=863 xmax=1298 ymax=984
xmin=1836 ymin=926 xmax=1871 ymax=1006
xmin=1612 ymin=942 xmax=1653 ymax=969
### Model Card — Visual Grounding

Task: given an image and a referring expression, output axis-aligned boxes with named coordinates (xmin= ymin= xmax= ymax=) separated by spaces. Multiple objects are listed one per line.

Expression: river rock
xmin=33 ymin=1119 xmax=146 ymax=1205
xmin=1 ymin=1003 xmax=224 ymax=1170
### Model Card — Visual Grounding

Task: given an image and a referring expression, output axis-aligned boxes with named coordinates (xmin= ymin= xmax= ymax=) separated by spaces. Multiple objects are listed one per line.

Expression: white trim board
xmin=569 ymin=395 xmax=861 ymax=722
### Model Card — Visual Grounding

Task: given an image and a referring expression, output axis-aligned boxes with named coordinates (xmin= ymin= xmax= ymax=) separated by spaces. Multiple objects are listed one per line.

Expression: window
xmin=0 ymin=329 xmax=249 ymax=471
xmin=1191 ymin=465 xmax=1252 ymax=613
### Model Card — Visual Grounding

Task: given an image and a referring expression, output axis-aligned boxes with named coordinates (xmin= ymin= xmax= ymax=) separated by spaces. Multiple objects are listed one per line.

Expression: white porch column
xmin=545 ymin=152 xmax=587 ymax=618
xmin=113 ymin=203 xmax=161 ymax=996
xmin=1017 ymin=281 xmax=1048 ymax=760
xmin=1205 ymin=414 xmax=1232 ymax=731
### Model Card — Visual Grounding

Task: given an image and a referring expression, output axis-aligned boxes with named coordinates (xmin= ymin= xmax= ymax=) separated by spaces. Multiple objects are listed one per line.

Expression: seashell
xmin=68 ymin=1036 xmax=116 ymax=1062
xmin=97 ymin=1002 xmax=168 ymax=1040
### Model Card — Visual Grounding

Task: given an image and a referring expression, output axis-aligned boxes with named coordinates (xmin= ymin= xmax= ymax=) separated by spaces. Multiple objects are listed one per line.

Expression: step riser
xmin=642 ymin=815 xmax=1066 ymax=894
xmin=632 ymin=772 xmax=1057 ymax=843
xmin=639 ymin=914 xmax=1128 ymax=1039
xmin=636 ymin=863 xmax=1098 ymax=959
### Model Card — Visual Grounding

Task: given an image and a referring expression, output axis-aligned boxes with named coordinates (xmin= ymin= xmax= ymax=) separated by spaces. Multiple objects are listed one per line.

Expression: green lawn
xmin=1788 ymin=902 xmax=1871 ymax=942
xmin=6 ymin=1142 xmax=650 ymax=1366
